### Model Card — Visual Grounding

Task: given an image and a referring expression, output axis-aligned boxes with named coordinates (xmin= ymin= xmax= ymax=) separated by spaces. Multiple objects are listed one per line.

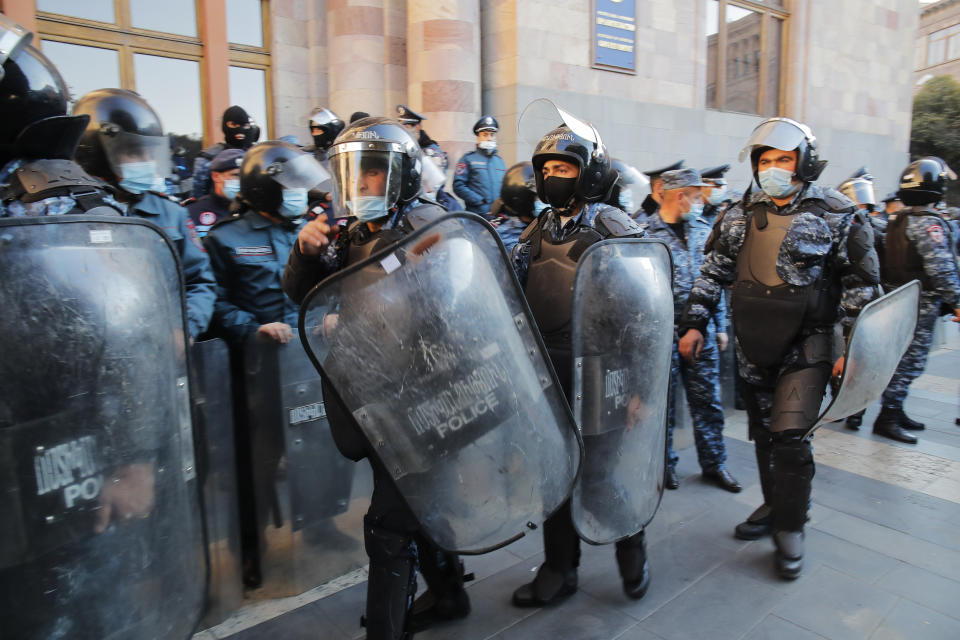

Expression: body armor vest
xmin=524 ymin=219 xmax=603 ymax=346
xmin=732 ymin=210 xmax=811 ymax=368
xmin=882 ymin=209 xmax=939 ymax=290
xmin=1 ymin=159 xmax=120 ymax=215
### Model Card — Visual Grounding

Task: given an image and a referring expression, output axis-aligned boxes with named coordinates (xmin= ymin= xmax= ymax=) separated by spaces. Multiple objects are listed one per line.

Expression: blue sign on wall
xmin=593 ymin=0 xmax=637 ymax=73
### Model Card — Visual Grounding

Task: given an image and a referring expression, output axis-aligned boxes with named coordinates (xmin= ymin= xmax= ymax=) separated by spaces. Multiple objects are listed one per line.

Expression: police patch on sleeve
xmin=455 ymin=162 xmax=467 ymax=176
xmin=198 ymin=211 xmax=218 ymax=226
xmin=927 ymin=224 xmax=945 ymax=244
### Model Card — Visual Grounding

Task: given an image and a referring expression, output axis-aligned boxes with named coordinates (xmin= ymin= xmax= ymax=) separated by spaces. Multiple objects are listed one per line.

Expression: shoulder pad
xmin=518 ymin=213 xmax=544 ymax=242
xmin=15 ymin=159 xmax=105 ymax=197
xmin=595 ymin=205 xmax=644 ymax=237
xmin=817 ymin=187 xmax=857 ymax=213
xmin=404 ymin=201 xmax=447 ymax=230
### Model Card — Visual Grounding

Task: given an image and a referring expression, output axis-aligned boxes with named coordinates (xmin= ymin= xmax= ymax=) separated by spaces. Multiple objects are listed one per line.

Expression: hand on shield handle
xmin=297 ymin=213 xmax=334 ymax=256
xmin=626 ymin=394 xmax=648 ymax=432
xmin=94 ymin=462 xmax=157 ymax=533
xmin=953 ymin=308 xmax=960 ymax=323
xmin=257 ymin=322 xmax=294 ymax=344
xmin=717 ymin=332 xmax=729 ymax=351
xmin=832 ymin=356 xmax=845 ymax=379
xmin=679 ymin=328 xmax=704 ymax=363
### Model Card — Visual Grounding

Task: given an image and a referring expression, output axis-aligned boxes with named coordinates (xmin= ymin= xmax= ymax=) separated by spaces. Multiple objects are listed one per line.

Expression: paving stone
xmin=741 ymin=614 xmax=827 ymax=640
xmin=871 ymin=599 xmax=960 ymax=640
xmin=771 ymin=566 xmax=898 ymax=640
xmin=874 ymin=562 xmax=960 ymax=622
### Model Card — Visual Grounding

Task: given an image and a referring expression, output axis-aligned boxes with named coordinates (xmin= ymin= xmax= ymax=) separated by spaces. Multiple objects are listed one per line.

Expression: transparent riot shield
xmin=243 ymin=335 xmax=371 ymax=597
xmin=570 ymin=239 xmax=674 ymax=544
xmin=0 ymin=216 xmax=205 ymax=640
xmin=299 ymin=213 xmax=582 ymax=554
xmin=808 ymin=281 xmax=921 ymax=435
xmin=190 ymin=338 xmax=243 ymax=627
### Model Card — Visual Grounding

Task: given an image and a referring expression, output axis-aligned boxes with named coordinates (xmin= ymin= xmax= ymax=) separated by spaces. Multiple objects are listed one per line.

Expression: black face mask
xmin=543 ymin=176 xmax=578 ymax=209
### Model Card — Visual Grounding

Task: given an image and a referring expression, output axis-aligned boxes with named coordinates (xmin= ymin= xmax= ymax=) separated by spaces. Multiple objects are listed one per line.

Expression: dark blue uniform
xmin=453 ymin=149 xmax=506 ymax=216
xmin=205 ymin=210 xmax=300 ymax=344
xmin=641 ymin=212 xmax=728 ymax=474
xmin=186 ymin=192 xmax=234 ymax=238
xmin=126 ymin=191 xmax=217 ymax=339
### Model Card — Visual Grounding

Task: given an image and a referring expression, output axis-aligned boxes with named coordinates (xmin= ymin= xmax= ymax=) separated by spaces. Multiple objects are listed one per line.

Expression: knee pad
xmin=364 ymin=515 xmax=417 ymax=565
xmin=771 ymin=429 xmax=814 ymax=469
xmin=770 ymin=365 xmax=830 ymax=432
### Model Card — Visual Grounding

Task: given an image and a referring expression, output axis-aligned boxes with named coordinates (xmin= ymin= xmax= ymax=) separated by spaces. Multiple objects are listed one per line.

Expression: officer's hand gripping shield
xmin=0 ymin=216 xmax=205 ymax=639
xmin=299 ymin=213 xmax=583 ymax=553
xmin=809 ymin=280 xmax=921 ymax=436
xmin=570 ymin=239 xmax=674 ymax=544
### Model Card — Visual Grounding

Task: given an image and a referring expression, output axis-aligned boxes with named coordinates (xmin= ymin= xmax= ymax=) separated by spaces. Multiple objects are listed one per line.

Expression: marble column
xmin=406 ymin=0 xmax=481 ymax=171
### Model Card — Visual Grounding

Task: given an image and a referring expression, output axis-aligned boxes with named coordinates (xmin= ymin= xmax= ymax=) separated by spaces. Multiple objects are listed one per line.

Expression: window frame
xmin=36 ymin=0 xmax=273 ymax=141
xmin=706 ymin=0 xmax=789 ymax=117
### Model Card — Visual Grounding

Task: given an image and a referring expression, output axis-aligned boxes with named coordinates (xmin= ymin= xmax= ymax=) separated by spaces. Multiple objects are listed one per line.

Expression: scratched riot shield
xmin=0 ymin=216 xmax=205 ymax=639
xmin=808 ymin=281 xmax=921 ymax=435
xmin=571 ymin=239 xmax=674 ymax=544
xmin=243 ymin=334 xmax=370 ymax=597
xmin=299 ymin=212 xmax=582 ymax=553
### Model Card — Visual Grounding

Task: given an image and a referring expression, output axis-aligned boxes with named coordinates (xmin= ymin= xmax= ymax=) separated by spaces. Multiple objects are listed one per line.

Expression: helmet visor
xmin=843 ymin=179 xmax=876 ymax=206
xmin=330 ymin=145 xmax=403 ymax=218
xmin=265 ymin=152 xmax=329 ymax=190
xmin=518 ymin=98 xmax=604 ymax=150
xmin=99 ymin=129 xmax=171 ymax=182
xmin=0 ymin=14 xmax=32 ymax=75
xmin=420 ymin=152 xmax=446 ymax=193
xmin=738 ymin=118 xmax=812 ymax=162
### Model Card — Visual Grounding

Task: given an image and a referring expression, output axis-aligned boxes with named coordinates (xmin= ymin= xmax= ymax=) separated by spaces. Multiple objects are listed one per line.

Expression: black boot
xmin=900 ymin=410 xmax=925 ymax=431
xmin=844 ymin=409 xmax=864 ymax=430
xmin=873 ymin=407 xmax=918 ymax=444
xmin=734 ymin=504 xmax=772 ymax=540
xmin=773 ymin=530 xmax=804 ymax=580
xmin=408 ymin=539 xmax=471 ymax=632
xmin=512 ymin=563 xmax=578 ymax=607
xmin=615 ymin=530 xmax=650 ymax=600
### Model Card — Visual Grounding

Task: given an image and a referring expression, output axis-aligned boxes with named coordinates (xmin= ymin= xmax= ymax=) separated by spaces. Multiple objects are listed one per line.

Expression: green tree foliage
xmin=911 ymin=75 xmax=960 ymax=204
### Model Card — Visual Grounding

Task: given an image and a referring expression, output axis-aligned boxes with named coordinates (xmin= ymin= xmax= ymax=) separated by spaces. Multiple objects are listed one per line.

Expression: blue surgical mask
xmin=683 ymin=202 xmax=704 ymax=221
xmin=478 ymin=140 xmax=497 ymax=153
xmin=223 ymin=178 xmax=240 ymax=201
xmin=758 ymin=167 xmax=801 ymax=199
xmin=119 ymin=161 xmax=163 ymax=194
xmin=279 ymin=187 xmax=309 ymax=219
xmin=347 ymin=195 xmax=390 ymax=222
xmin=706 ymin=186 xmax=728 ymax=206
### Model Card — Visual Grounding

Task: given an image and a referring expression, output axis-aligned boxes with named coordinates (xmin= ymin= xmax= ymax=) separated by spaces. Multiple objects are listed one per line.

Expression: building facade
xmin=915 ymin=0 xmax=960 ymax=92
xmin=2 ymin=0 xmax=918 ymax=194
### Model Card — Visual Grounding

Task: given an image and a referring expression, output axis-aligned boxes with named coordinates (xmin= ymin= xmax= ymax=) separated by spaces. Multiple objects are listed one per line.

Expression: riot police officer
xmin=641 ymin=168 xmax=737 ymax=493
xmin=872 ymin=158 xmax=960 ymax=443
xmin=489 ymin=161 xmax=537 ymax=253
xmin=510 ymin=118 xmax=651 ymax=606
xmin=452 ymin=115 xmax=507 ymax=217
xmin=283 ymin=118 xmax=470 ymax=639
xmin=304 ymin=107 xmax=345 ymax=166
xmin=0 ymin=18 xmax=120 ymax=218
xmin=700 ymin=164 xmax=733 ymax=223
xmin=396 ymin=104 xmax=439 ymax=150
xmin=73 ymin=88 xmax=217 ymax=340
xmin=421 ymin=144 xmax=461 ymax=211
xmin=678 ymin=118 xmax=880 ymax=579
xmin=186 ymin=148 xmax=244 ymax=237
xmin=193 ymin=105 xmax=259 ymax=198
xmin=637 ymin=159 xmax=684 ymax=221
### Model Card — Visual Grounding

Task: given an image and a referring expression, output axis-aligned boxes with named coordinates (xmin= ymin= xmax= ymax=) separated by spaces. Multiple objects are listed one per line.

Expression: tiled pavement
xmin=198 ymin=328 xmax=960 ymax=640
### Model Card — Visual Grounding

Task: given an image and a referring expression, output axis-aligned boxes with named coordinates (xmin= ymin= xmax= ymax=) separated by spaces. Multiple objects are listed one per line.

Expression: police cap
xmin=643 ymin=159 xmax=685 ymax=180
xmin=396 ymin=104 xmax=426 ymax=124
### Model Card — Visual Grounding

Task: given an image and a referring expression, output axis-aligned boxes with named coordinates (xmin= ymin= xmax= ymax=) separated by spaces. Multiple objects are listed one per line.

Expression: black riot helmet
xmin=739 ymin=117 xmax=827 ymax=183
xmin=838 ymin=167 xmax=876 ymax=208
xmin=531 ymin=123 xmax=612 ymax=205
xmin=897 ymin=157 xmax=957 ymax=206
xmin=73 ymin=88 xmax=170 ymax=186
xmin=308 ymin=107 xmax=345 ymax=151
xmin=499 ymin=161 xmax=537 ymax=219
xmin=239 ymin=140 xmax=328 ymax=216
xmin=0 ymin=17 xmax=89 ymax=166
xmin=328 ymin=117 xmax=423 ymax=218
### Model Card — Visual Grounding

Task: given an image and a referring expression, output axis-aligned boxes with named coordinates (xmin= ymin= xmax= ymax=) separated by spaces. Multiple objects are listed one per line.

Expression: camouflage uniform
xmin=640 ymin=211 xmax=728 ymax=473
xmin=880 ymin=207 xmax=960 ymax=410
xmin=680 ymin=183 xmax=878 ymax=533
